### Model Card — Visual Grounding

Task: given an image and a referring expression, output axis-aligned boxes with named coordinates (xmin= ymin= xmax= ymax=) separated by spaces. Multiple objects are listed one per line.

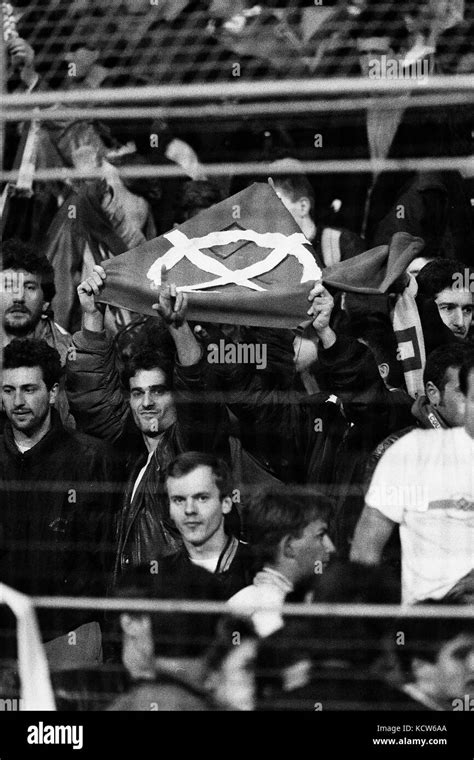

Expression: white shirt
xmin=130 ymin=451 xmax=154 ymax=503
xmin=190 ymin=556 xmax=220 ymax=573
xmin=366 ymin=427 xmax=474 ymax=604
xmin=228 ymin=567 xmax=294 ymax=637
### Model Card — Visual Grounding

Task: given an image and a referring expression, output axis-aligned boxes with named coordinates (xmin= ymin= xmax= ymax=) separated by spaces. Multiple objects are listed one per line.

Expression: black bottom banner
xmin=0 ymin=711 xmax=472 ymax=758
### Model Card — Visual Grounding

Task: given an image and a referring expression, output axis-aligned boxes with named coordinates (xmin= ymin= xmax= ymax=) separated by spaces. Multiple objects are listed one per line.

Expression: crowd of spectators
xmin=0 ymin=0 xmax=473 ymax=711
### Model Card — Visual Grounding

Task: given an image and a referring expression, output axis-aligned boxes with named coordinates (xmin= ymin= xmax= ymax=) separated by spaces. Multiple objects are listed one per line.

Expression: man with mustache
xmin=1 ymin=238 xmax=73 ymax=429
xmin=0 ymin=338 xmax=117 ymax=669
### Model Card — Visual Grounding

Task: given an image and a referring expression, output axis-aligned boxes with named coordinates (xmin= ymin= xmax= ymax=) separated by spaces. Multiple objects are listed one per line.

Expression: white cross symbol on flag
xmin=146 ymin=228 xmax=321 ymax=292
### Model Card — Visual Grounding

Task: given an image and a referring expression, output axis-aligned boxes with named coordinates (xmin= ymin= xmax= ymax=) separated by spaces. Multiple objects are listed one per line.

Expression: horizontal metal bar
xmin=1 ymin=156 xmax=471 ymax=183
xmin=2 ymin=91 xmax=472 ymax=123
xmin=3 ymin=74 xmax=473 ymax=108
xmin=29 ymin=596 xmax=474 ymax=618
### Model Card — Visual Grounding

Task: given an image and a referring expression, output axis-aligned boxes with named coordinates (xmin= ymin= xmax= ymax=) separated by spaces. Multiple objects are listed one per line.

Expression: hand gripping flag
xmin=323 ymin=230 xmax=427 ymax=397
xmin=98 ymin=182 xmax=322 ymax=328
xmin=98 ymin=183 xmax=425 ymax=336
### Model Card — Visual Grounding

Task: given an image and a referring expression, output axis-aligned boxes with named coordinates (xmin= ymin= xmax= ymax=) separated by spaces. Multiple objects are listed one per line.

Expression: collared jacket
xmin=218 ymin=332 xmax=413 ymax=553
xmin=66 ymin=328 xmax=230 ymax=583
xmin=154 ymin=536 xmax=254 ymax=602
xmin=316 ymin=334 xmax=414 ymax=554
xmin=0 ymin=411 xmax=118 ymax=642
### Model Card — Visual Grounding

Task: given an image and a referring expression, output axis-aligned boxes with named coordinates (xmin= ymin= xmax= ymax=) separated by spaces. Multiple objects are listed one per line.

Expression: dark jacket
xmin=313 ymin=224 xmax=365 ymax=267
xmin=284 ymin=94 xmax=472 ymax=254
xmin=221 ymin=331 xmax=412 ymax=511
xmin=257 ymin=670 xmax=429 ymax=712
xmin=66 ymin=328 xmax=230 ymax=581
xmin=155 ymin=537 xmax=254 ymax=602
xmin=316 ymin=335 xmax=414 ymax=554
xmin=0 ymin=411 xmax=118 ymax=642
xmin=215 ymin=327 xmax=347 ymax=489
xmin=371 ymin=172 xmax=474 ymax=265
xmin=226 ymin=381 xmax=346 ymax=489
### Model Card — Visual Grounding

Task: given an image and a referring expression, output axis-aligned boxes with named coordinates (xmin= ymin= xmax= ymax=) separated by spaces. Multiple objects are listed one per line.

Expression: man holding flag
xmin=67 ymin=263 xmax=230 ymax=582
xmin=70 ymin=181 xmax=434 ymax=565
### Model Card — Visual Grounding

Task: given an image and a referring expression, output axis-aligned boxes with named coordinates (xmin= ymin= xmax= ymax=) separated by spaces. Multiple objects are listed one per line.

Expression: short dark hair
xmin=181 ymin=180 xmax=223 ymax=220
xmin=120 ymin=348 xmax=174 ymax=391
xmin=165 ymin=452 xmax=233 ymax=500
xmin=395 ymin=603 xmax=474 ymax=680
xmin=3 ymin=338 xmax=62 ymax=390
xmin=272 ymin=173 xmax=315 ymax=216
xmin=256 ymin=560 xmax=398 ymax=699
xmin=424 ymin=343 xmax=471 ymax=392
xmin=350 ymin=314 xmax=401 ymax=385
xmin=2 ymin=239 xmax=56 ymax=304
xmin=244 ymin=487 xmax=331 ymax=565
xmin=459 ymin=350 xmax=474 ymax=396
xmin=416 ymin=258 xmax=469 ymax=300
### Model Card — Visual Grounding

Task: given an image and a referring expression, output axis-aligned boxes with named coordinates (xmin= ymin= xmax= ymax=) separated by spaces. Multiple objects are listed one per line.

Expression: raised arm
xmin=307 ymin=282 xmax=395 ymax=416
xmin=152 ymin=266 xmax=229 ymax=457
xmin=66 ymin=265 xmax=130 ymax=441
xmin=152 ymin=265 xmax=201 ymax=367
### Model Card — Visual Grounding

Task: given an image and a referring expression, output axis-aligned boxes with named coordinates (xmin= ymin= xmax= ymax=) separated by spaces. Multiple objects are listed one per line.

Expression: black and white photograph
xmin=0 ymin=0 xmax=473 ymax=754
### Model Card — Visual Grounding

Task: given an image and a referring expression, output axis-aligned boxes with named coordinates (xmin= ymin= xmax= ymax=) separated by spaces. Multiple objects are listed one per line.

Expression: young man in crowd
xmin=155 ymin=452 xmax=252 ymax=601
xmin=416 ymin=258 xmax=473 ymax=354
xmin=393 ymin=612 xmax=474 ymax=711
xmin=67 ymin=265 xmax=229 ymax=579
xmin=0 ymin=339 xmax=117 ymax=669
xmin=109 ymin=585 xmax=259 ymax=711
xmin=228 ymin=487 xmax=336 ymax=636
xmin=351 ymin=351 xmax=474 ymax=604
xmin=307 ymin=280 xmax=414 ymax=555
xmin=268 ymin=159 xmax=365 ymax=266
xmin=365 ymin=342 xmax=471 ymax=481
xmin=1 ymin=239 xmax=73 ymax=428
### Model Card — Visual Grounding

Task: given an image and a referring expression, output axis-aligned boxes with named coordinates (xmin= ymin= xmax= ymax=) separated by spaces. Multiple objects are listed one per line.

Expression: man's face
xmin=2 ymin=366 xmax=56 ymax=436
xmin=428 ymin=634 xmax=474 ymax=705
xmin=273 ymin=186 xmax=306 ymax=230
xmin=464 ymin=369 xmax=474 ymax=438
xmin=128 ymin=368 xmax=177 ymax=437
xmin=434 ymin=287 xmax=473 ymax=339
xmin=64 ymin=46 xmax=100 ymax=80
xmin=2 ymin=269 xmax=45 ymax=336
xmin=292 ymin=518 xmax=336 ymax=582
xmin=357 ymin=37 xmax=393 ymax=77
xmin=167 ymin=465 xmax=231 ymax=548
xmin=436 ymin=366 xmax=466 ymax=428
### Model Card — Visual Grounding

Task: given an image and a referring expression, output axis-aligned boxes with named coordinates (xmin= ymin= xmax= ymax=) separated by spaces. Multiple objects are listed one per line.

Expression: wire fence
xmin=1 ymin=595 xmax=473 ymax=711
xmin=0 ymin=0 xmax=473 ymax=713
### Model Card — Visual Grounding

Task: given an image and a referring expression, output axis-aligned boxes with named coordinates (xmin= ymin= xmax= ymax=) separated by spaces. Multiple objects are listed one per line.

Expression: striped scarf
xmin=392 ymin=274 xmax=426 ymax=399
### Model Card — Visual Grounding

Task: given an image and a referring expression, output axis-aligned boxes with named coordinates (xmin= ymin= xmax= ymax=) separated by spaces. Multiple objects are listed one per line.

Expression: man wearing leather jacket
xmin=67 ymin=264 xmax=229 ymax=583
